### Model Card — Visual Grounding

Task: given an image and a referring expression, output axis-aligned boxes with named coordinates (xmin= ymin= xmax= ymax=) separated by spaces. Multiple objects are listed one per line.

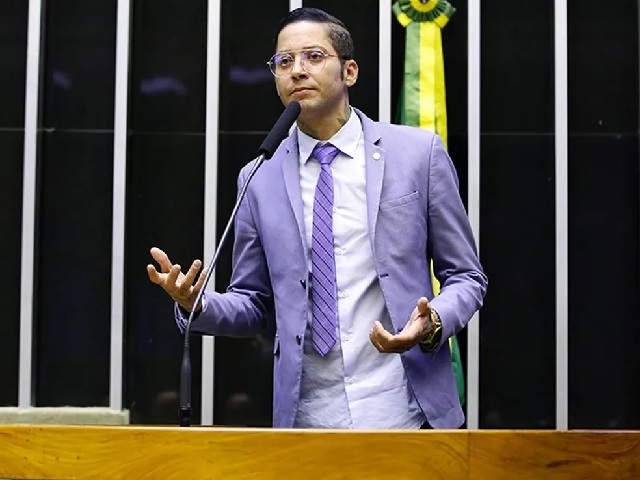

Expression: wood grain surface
xmin=469 ymin=430 xmax=640 ymax=480
xmin=0 ymin=426 xmax=638 ymax=479
xmin=0 ymin=426 xmax=467 ymax=479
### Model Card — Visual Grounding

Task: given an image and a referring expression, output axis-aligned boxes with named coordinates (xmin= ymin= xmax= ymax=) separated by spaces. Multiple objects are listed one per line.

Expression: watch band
xmin=419 ymin=308 xmax=442 ymax=352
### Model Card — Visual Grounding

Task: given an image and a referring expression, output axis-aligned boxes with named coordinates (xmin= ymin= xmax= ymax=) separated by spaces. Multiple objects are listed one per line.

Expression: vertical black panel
xmin=568 ymin=1 xmax=640 ymax=429
xmin=480 ymin=136 xmax=556 ymax=428
xmin=479 ymin=0 xmax=556 ymax=428
xmin=35 ymin=132 xmax=113 ymax=406
xmin=213 ymin=0 xmax=289 ymax=427
xmin=34 ymin=0 xmax=117 ymax=406
xmin=0 ymin=1 xmax=29 ymax=128
xmin=568 ymin=3 xmax=638 ymax=135
xmin=0 ymin=131 xmax=24 ymax=407
xmin=568 ymin=137 xmax=640 ymax=429
xmin=125 ymin=0 xmax=207 ymax=424
xmin=128 ymin=0 xmax=207 ymax=132
xmin=40 ymin=1 xmax=117 ymax=129
xmin=0 ymin=0 xmax=28 ymax=407
xmin=125 ymin=134 xmax=204 ymax=424
xmin=481 ymin=8 xmax=554 ymax=133
xmin=302 ymin=0 xmax=379 ymax=119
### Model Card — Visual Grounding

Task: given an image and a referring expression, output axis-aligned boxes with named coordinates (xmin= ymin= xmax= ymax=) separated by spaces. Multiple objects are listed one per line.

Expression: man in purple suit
xmin=148 ymin=7 xmax=487 ymax=429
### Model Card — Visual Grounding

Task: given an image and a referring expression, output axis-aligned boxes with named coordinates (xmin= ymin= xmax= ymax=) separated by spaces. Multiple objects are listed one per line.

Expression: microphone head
xmin=257 ymin=101 xmax=301 ymax=159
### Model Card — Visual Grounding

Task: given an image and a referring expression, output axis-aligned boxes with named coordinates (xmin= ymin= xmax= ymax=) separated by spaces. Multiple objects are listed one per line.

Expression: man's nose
xmin=290 ymin=55 xmax=307 ymax=77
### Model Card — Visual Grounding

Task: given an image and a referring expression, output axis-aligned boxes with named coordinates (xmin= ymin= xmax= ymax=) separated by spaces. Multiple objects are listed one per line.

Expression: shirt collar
xmin=297 ymin=107 xmax=362 ymax=165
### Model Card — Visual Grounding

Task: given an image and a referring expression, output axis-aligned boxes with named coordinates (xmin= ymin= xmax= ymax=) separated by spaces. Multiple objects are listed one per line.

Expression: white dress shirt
xmin=293 ymin=109 xmax=425 ymax=429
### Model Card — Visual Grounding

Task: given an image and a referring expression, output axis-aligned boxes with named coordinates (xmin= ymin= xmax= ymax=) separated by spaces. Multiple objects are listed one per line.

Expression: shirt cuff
xmin=174 ymin=294 xmax=205 ymax=333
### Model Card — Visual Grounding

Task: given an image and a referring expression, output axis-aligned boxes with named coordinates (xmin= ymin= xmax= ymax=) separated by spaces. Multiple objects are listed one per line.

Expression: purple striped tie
xmin=311 ymin=143 xmax=341 ymax=356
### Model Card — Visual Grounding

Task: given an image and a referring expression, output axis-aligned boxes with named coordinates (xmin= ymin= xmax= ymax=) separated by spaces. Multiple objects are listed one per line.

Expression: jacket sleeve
xmin=426 ymin=135 xmax=488 ymax=347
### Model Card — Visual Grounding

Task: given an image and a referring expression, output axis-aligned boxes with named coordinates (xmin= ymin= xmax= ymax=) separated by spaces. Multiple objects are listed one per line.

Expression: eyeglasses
xmin=267 ymin=49 xmax=341 ymax=77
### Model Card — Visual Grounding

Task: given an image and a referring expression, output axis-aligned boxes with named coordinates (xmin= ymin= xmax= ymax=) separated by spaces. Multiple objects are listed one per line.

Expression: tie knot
xmin=312 ymin=143 xmax=340 ymax=166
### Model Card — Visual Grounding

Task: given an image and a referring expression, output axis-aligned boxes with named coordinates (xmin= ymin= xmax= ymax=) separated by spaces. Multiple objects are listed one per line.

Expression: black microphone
xmin=179 ymin=100 xmax=301 ymax=427
xmin=257 ymin=100 xmax=301 ymax=157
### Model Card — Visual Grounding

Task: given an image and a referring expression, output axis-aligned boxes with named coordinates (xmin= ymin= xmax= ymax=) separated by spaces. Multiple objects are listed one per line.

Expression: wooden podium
xmin=0 ymin=426 xmax=638 ymax=479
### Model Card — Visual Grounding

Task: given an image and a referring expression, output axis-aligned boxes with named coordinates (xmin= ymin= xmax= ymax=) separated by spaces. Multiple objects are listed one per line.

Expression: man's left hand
xmin=369 ymin=297 xmax=433 ymax=354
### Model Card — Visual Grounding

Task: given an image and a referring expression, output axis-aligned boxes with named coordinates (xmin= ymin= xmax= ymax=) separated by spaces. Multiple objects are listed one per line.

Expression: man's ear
xmin=344 ymin=59 xmax=359 ymax=87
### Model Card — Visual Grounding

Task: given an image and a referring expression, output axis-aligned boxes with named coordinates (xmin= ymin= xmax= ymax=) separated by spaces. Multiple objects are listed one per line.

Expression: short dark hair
xmin=274 ymin=7 xmax=354 ymax=60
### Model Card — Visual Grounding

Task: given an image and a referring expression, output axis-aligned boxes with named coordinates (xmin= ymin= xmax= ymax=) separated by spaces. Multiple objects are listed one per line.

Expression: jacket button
xmin=296 ymin=335 xmax=302 ymax=345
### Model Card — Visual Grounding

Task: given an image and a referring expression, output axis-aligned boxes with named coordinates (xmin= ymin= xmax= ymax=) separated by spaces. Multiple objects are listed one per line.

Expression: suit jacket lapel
xmin=356 ymin=109 xmax=384 ymax=241
xmin=281 ymin=130 xmax=308 ymax=256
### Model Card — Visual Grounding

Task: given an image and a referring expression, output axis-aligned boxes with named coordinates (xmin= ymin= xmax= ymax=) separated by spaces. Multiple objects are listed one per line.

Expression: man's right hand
xmin=147 ymin=247 xmax=207 ymax=312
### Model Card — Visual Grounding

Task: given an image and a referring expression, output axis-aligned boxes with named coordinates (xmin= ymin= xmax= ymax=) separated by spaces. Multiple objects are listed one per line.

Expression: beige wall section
xmin=0 ymin=408 xmax=128 ymax=425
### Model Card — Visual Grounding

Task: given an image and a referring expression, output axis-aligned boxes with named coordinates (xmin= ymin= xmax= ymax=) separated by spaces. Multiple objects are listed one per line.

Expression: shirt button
xmin=332 ymin=207 xmax=338 ymax=213
xmin=346 ymin=377 xmax=354 ymax=385
xmin=338 ymin=291 xmax=347 ymax=298
xmin=342 ymin=334 xmax=351 ymax=342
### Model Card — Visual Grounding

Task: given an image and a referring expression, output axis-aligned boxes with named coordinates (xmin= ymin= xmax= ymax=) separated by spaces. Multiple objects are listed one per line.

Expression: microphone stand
xmin=179 ymin=155 xmax=266 ymax=427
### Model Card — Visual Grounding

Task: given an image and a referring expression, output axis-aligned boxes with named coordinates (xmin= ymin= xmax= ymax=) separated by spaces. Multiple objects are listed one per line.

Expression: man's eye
xmin=278 ymin=56 xmax=292 ymax=67
xmin=307 ymin=51 xmax=325 ymax=62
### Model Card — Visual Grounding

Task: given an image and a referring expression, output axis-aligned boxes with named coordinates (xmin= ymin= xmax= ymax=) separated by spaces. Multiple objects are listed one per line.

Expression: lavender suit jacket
xmin=186 ymin=108 xmax=487 ymax=428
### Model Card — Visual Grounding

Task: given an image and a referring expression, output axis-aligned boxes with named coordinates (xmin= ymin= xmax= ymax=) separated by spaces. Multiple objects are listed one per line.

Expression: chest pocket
xmin=379 ymin=191 xmax=419 ymax=210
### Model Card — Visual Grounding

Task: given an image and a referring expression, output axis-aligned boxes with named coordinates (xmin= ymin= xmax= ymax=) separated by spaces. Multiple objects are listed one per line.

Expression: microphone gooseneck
xmin=179 ymin=101 xmax=301 ymax=427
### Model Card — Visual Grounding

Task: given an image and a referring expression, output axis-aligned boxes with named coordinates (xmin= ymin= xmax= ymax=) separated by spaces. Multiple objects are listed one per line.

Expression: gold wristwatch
xmin=419 ymin=309 xmax=442 ymax=352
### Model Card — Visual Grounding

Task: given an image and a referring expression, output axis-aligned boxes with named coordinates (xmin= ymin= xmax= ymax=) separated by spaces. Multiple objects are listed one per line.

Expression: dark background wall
xmin=0 ymin=0 xmax=28 ymax=408
xmin=478 ymin=0 xmax=557 ymax=429
xmin=0 ymin=0 xmax=638 ymax=429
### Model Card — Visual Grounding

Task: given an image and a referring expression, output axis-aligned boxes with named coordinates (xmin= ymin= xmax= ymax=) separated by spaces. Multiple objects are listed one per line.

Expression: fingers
xmin=147 ymin=264 xmax=162 ymax=284
xmin=417 ymin=297 xmax=430 ymax=316
xmin=370 ymin=334 xmax=384 ymax=352
xmin=370 ymin=298 xmax=432 ymax=354
xmin=174 ymin=259 xmax=204 ymax=305
xmin=180 ymin=259 xmax=202 ymax=290
xmin=150 ymin=247 xmax=173 ymax=274
xmin=147 ymin=250 xmax=204 ymax=312
xmin=166 ymin=264 xmax=182 ymax=294
xmin=193 ymin=267 xmax=208 ymax=294
xmin=166 ymin=264 xmax=194 ymax=311
xmin=369 ymin=321 xmax=385 ymax=351
xmin=370 ymin=321 xmax=406 ymax=354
